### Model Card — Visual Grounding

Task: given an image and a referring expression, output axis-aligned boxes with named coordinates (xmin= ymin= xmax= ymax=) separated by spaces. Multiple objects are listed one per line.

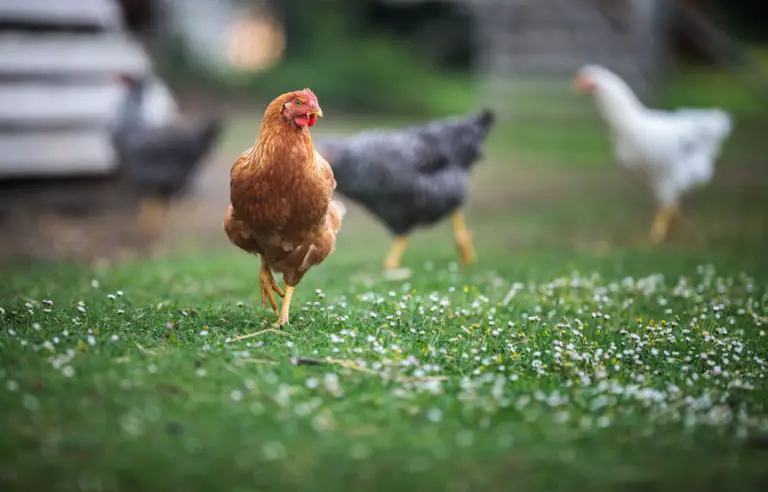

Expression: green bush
xmin=160 ymin=36 xmax=475 ymax=117
xmin=156 ymin=0 xmax=475 ymax=117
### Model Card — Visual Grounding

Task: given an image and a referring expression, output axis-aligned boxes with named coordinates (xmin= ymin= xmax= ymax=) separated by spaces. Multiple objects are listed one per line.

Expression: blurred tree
xmin=276 ymin=0 xmax=367 ymax=58
xmin=708 ymin=0 xmax=768 ymax=41
xmin=362 ymin=0 xmax=473 ymax=70
xmin=272 ymin=0 xmax=472 ymax=70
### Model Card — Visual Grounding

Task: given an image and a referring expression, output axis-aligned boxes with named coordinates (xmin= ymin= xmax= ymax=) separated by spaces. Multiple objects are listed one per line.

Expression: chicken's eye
xmin=295 ymin=99 xmax=301 ymax=105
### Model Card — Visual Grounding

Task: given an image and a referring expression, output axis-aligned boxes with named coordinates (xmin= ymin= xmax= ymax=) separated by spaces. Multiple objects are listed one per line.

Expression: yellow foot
xmin=649 ymin=226 xmax=666 ymax=244
xmin=452 ymin=211 xmax=476 ymax=266
xmin=259 ymin=268 xmax=284 ymax=314
xmin=457 ymin=236 xmax=476 ymax=266
xmin=649 ymin=206 xmax=680 ymax=244
xmin=272 ymin=286 xmax=295 ymax=326
xmin=384 ymin=235 xmax=409 ymax=270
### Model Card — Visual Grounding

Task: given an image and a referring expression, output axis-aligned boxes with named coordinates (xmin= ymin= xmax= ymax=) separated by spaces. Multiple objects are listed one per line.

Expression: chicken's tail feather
xmin=706 ymin=109 xmax=732 ymax=144
xmin=477 ymin=108 xmax=496 ymax=129
xmin=193 ymin=116 xmax=224 ymax=157
xmin=675 ymin=108 xmax=733 ymax=143
xmin=202 ymin=117 xmax=224 ymax=144
xmin=675 ymin=109 xmax=733 ymax=187
xmin=179 ymin=116 xmax=225 ymax=177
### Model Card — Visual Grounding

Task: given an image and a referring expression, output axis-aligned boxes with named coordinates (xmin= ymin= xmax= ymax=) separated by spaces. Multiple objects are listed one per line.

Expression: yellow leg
xmin=259 ymin=257 xmax=284 ymax=313
xmin=274 ymin=285 xmax=295 ymax=326
xmin=384 ymin=235 xmax=409 ymax=270
xmin=649 ymin=205 xmax=680 ymax=244
xmin=451 ymin=211 xmax=476 ymax=266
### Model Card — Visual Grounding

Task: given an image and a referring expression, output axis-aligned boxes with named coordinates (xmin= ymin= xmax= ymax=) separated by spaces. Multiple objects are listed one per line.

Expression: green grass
xmin=2 ymin=70 xmax=768 ymax=491
xmin=2 ymin=248 xmax=767 ymax=491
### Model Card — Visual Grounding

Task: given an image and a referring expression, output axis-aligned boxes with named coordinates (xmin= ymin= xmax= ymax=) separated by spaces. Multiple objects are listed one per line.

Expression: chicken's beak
xmin=573 ymin=75 xmax=595 ymax=94
xmin=311 ymin=105 xmax=324 ymax=118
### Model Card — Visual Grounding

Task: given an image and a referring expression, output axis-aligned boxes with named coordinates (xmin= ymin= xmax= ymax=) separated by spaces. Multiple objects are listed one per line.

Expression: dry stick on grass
xmin=134 ymin=341 xmax=156 ymax=355
xmin=292 ymin=357 xmax=447 ymax=383
xmin=229 ymin=328 xmax=290 ymax=342
xmin=400 ymin=375 xmax=449 ymax=383
xmin=326 ymin=359 xmax=379 ymax=376
xmin=240 ymin=358 xmax=278 ymax=366
xmin=227 ymin=359 xmax=279 ymax=376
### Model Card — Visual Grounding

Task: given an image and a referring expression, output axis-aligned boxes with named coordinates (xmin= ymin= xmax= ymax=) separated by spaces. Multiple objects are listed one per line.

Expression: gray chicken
xmin=112 ymin=73 xmax=223 ymax=234
xmin=314 ymin=109 xmax=495 ymax=269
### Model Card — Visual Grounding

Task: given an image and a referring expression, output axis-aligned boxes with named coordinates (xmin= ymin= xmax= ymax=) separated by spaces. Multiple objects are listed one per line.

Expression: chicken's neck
xmin=251 ymin=115 xmax=315 ymax=170
xmin=593 ymin=80 xmax=647 ymax=137
xmin=115 ymin=81 xmax=146 ymax=132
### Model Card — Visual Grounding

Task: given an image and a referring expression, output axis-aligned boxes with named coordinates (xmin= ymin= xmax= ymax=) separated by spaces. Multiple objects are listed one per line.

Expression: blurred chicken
xmin=575 ymin=65 xmax=733 ymax=243
xmin=112 ymin=73 xmax=223 ymax=236
xmin=314 ymin=109 xmax=495 ymax=270
xmin=224 ymin=89 xmax=344 ymax=326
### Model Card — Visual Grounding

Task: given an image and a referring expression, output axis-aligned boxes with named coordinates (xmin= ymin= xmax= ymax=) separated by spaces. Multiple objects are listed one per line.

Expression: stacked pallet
xmin=0 ymin=0 xmax=173 ymax=179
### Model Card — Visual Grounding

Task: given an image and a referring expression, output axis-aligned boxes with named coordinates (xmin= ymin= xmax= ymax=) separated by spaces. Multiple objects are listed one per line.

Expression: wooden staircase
xmin=468 ymin=0 xmax=668 ymax=119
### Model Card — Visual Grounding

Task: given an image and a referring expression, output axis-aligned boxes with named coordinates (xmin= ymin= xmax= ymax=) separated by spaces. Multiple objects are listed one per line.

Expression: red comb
xmin=302 ymin=88 xmax=318 ymax=105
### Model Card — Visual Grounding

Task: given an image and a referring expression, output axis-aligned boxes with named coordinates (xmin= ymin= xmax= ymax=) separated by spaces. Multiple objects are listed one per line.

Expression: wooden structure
xmin=0 ymin=0 xmax=173 ymax=180
xmin=473 ymin=0 xmax=667 ymax=110
xmin=385 ymin=0 xmax=669 ymax=118
xmin=477 ymin=1 xmax=665 ymax=86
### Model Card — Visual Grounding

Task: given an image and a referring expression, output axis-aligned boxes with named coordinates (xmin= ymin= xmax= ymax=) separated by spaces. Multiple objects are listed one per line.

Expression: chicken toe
xmin=258 ymin=260 xmax=284 ymax=314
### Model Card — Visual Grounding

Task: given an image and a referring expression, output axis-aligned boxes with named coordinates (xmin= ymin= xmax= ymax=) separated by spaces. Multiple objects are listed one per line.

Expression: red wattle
xmin=308 ymin=114 xmax=317 ymax=127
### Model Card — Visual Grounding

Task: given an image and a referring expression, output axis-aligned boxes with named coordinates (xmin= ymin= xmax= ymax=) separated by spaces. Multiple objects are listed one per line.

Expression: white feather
xmin=331 ymin=200 xmax=347 ymax=218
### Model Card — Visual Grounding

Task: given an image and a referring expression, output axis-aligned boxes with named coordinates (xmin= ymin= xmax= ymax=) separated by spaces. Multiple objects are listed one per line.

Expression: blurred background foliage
xmin=158 ymin=0 xmax=476 ymax=115
xmin=149 ymin=0 xmax=766 ymax=116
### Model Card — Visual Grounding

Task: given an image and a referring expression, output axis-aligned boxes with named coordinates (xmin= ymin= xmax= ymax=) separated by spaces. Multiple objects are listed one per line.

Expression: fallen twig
xmin=240 ymin=357 xmax=278 ymax=366
xmin=326 ymin=359 xmax=379 ymax=376
xmin=134 ymin=341 xmax=156 ymax=355
xmin=291 ymin=357 xmax=326 ymax=366
xmin=229 ymin=328 xmax=290 ymax=342
xmin=291 ymin=357 xmax=447 ymax=383
xmin=399 ymin=375 xmax=449 ymax=383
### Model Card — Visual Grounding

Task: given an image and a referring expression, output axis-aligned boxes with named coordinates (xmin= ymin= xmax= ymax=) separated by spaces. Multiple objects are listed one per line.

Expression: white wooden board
xmin=0 ymin=84 xmax=121 ymax=126
xmin=0 ymin=34 xmax=150 ymax=76
xmin=0 ymin=79 xmax=179 ymax=127
xmin=0 ymin=131 xmax=117 ymax=177
xmin=0 ymin=0 xmax=122 ymax=29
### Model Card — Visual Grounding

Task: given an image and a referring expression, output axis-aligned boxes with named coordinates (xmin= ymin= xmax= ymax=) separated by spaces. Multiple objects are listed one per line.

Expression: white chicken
xmin=574 ymin=65 xmax=733 ymax=243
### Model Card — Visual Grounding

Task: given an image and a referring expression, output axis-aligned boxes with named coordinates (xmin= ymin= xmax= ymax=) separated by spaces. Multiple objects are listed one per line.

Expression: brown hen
xmin=224 ymin=89 xmax=344 ymax=326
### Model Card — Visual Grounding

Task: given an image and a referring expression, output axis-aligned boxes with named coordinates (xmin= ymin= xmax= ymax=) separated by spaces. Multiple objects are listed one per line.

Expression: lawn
xmin=1 ymin=76 xmax=768 ymax=491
